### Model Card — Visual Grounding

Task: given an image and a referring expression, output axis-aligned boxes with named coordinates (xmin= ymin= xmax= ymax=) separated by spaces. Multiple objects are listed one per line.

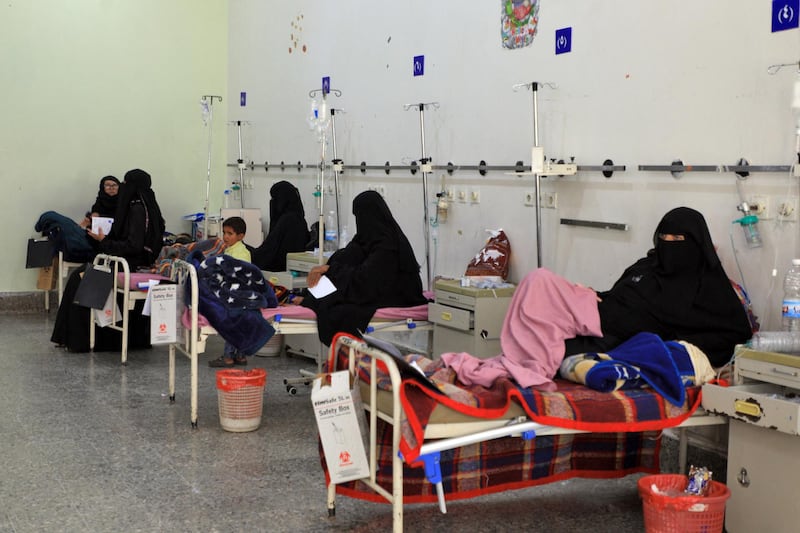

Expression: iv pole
xmin=201 ymin=95 xmax=222 ymax=239
xmin=404 ymin=102 xmax=439 ymax=289
xmin=234 ymin=120 xmax=250 ymax=208
xmin=309 ymin=87 xmax=341 ymax=265
xmin=330 ymin=108 xmax=344 ymax=235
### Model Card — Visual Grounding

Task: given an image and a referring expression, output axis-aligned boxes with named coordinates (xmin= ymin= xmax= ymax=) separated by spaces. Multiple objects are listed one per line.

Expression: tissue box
xmin=311 ymin=371 xmax=370 ymax=484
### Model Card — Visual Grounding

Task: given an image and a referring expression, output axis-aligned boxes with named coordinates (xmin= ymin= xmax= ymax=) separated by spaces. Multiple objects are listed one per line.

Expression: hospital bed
xmin=323 ymin=334 xmax=726 ymax=533
xmin=89 ymin=254 xmax=431 ymax=425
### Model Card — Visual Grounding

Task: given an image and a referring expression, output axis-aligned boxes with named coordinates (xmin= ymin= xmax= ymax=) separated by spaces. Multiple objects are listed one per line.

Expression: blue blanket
xmin=559 ymin=332 xmax=696 ymax=406
xmin=189 ymin=251 xmax=277 ymax=355
xmin=35 ymin=211 xmax=96 ymax=263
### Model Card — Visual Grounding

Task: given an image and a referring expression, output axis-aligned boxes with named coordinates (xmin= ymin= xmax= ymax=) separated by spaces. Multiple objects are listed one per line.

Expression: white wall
xmin=2 ymin=0 xmax=227 ymax=292
xmin=228 ymin=1 xmax=799 ymax=330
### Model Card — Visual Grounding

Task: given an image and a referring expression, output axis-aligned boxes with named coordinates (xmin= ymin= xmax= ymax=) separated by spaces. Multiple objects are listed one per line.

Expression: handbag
xmin=74 ymin=264 xmax=114 ymax=309
xmin=26 ymin=238 xmax=55 ymax=268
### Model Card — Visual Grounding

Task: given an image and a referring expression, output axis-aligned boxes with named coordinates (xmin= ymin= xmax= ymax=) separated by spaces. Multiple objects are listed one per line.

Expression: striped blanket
xmin=327 ymin=337 xmax=701 ymax=504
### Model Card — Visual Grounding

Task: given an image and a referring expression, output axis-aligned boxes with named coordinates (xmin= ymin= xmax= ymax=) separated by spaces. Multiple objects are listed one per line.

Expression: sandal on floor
xmin=208 ymin=356 xmax=234 ymax=368
xmin=233 ymin=357 xmax=247 ymax=366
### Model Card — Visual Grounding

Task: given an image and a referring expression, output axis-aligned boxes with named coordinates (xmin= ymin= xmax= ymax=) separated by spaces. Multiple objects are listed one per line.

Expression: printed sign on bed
xmin=312 ymin=371 xmax=369 ymax=484
xmin=149 ymin=283 xmax=178 ymax=344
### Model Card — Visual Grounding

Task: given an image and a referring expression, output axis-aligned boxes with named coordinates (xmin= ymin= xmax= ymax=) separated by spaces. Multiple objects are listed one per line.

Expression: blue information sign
xmin=413 ymin=55 xmax=425 ymax=77
xmin=322 ymin=76 xmax=330 ymax=95
xmin=240 ymin=92 xmax=246 ymax=107
xmin=555 ymin=27 xmax=572 ymax=55
xmin=772 ymin=0 xmax=799 ymax=32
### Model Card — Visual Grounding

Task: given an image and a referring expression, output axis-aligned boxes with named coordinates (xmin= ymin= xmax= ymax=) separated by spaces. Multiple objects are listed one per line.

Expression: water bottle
xmin=748 ymin=331 xmax=800 ymax=354
xmin=324 ymin=211 xmax=338 ymax=252
xmin=782 ymin=259 xmax=800 ymax=332
xmin=223 ymin=189 xmax=231 ymax=209
xmin=231 ymin=182 xmax=241 ymax=202
xmin=339 ymin=224 xmax=350 ymax=248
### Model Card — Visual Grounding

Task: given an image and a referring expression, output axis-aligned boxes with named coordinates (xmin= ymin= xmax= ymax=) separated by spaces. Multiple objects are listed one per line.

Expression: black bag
xmin=26 ymin=238 xmax=55 ymax=268
xmin=73 ymin=264 xmax=113 ymax=309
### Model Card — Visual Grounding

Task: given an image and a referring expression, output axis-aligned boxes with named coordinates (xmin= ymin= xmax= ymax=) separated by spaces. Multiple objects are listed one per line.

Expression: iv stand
xmin=201 ymin=95 xmax=222 ymax=239
xmin=330 ymin=108 xmax=343 ymax=236
xmin=404 ymin=102 xmax=439 ymax=289
xmin=530 ymin=83 xmax=543 ymax=268
xmin=234 ymin=120 xmax=249 ymax=208
xmin=309 ymin=88 xmax=341 ymax=266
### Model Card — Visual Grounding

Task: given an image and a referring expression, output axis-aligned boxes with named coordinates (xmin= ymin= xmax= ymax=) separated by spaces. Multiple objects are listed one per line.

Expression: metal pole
xmin=201 ymin=95 xmax=222 ymax=238
xmin=317 ymin=98 xmax=327 ymax=265
xmin=330 ymin=108 xmax=342 ymax=233
xmin=418 ymin=104 xmax=432 ymax=289
xmin=531 ymin=83 xmax=543 ymax=268
xmin=236 ymin=120 xmax=244 ymax=208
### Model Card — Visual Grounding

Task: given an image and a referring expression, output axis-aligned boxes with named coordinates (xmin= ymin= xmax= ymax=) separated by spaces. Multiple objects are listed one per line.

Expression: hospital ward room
xmin=4 ymin=1 xmax=800 ymax=532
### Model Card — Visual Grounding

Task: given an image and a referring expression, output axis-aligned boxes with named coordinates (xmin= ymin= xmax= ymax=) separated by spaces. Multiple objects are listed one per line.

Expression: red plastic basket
xmin=638 ymin=474 xmax=730 ymax=533
xmin=216 ymin=369 xmax=267 ymax=432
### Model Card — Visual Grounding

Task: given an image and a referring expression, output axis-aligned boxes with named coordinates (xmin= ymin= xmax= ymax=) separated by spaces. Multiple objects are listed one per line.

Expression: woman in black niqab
xmin=251 ymin=181 xmax=310 ymax=271
xmin=301 ymin=190 xmax=427 ymax=345
xmin=90 ymin=175 xmax=121 ymax=217
xmin=565 ymin=207 xmax=753 ymax=366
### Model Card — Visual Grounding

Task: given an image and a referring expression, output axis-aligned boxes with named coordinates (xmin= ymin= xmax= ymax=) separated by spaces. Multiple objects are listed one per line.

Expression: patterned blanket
xmin=326 ymin=335 xmax=701 ymax=504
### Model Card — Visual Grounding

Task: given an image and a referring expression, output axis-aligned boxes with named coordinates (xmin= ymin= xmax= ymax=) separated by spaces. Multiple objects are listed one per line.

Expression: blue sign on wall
xmin=413 ymin=55 xmax=425 ymax=77
xmin=322 ymin=76 xmax=330 ymax=95
xmin=240 ymin=92 xmax=246 ymax=106
xmin=555 ymin=27 xmax=572 ymax=55
xmin=772 ymin=0 xmax=799 ymax=32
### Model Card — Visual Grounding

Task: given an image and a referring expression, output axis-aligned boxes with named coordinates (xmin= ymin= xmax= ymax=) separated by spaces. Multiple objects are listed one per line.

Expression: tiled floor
xmin=0 ymin=312 xmax=724 ymax=532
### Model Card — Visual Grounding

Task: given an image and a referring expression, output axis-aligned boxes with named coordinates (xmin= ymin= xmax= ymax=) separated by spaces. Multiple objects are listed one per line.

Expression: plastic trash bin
xmin=216 ymin=368 xmax=267 ymax=432
xmin=638 ymin=474 xmax=730 ymax=533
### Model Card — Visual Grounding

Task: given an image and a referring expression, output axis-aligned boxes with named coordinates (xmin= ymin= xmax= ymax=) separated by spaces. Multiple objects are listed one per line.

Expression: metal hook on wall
xmin=201 ymin=95 xmax=223 ymax=104
xmin=309 ymin=88 xmax=342 ymax=98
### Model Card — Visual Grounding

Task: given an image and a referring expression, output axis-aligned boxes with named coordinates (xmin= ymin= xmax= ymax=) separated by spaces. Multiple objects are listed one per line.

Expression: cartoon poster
xmin=501 ymin=0 xmax=540 ymax=49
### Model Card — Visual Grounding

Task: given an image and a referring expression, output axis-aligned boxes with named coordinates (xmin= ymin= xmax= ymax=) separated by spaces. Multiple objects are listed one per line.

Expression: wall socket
xmin=776 ymin=196 xmax=799 ymax=222
xmin=749 ymin=195 xmax=769 ymax=219
xmin=523 ymin=191 xmax=557 ymax=208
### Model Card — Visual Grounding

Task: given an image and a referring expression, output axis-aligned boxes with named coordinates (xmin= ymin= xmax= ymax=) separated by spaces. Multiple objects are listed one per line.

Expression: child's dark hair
xmin=223 ymin=216 xmax=246 ymax=235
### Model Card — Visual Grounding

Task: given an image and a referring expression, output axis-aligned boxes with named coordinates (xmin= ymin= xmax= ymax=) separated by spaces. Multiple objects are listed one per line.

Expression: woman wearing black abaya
xmin=297 ymin=190 xmax=427 ymax=345
xmin=251 ymin=181 xmax=310 ymax=271
xmin=52 ymin=169 xmax=166 ymax=352
xmin=79 ymin=175 xmax=120 ymax=228
xmin=564 ymin=206 xmax=753 ymax=366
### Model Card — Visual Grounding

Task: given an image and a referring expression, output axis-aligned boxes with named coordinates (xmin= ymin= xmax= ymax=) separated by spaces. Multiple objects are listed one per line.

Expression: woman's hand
xmin=86 ymin=228 xmax=106 ymax=242
xmin=306 ymin=264 xmax=329 ymax=288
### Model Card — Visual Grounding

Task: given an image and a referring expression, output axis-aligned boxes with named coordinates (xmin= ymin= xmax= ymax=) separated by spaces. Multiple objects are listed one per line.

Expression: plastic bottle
xmin=324 ymin=211 xmax=338 ymax=252
xmin=782 ymin=259 xmax=800 ymax=332
xmin=339 ymin=224 xmax=350 ymax=248
xmin=223 ymin=189 xmax=231 ymax=209
xmin=231 ymin=182 xmax=241 ymax=202
xmin=748 ymin=331 xmax=800 ymax=354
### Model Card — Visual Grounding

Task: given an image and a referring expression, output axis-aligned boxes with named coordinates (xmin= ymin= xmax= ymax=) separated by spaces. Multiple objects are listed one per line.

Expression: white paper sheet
xmin=91 ymin=217 xmax=114 ymax=235
xmin=308 ymin=275 xmax=337 ymax=299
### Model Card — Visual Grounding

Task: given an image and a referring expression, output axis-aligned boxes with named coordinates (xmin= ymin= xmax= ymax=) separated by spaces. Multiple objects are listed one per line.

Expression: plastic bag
xmin=465 ymin=229 xmax=511 ymax=280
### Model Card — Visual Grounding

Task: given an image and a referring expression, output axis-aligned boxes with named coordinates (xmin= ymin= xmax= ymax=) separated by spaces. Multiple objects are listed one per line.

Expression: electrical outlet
xmin=446 ymin=188 xmax=455 ymax=201
xmin=523 ymin=191 xmax=535 ymax=206
xmin=470 ymin=188 xmax=480 ymax=204
xmin=456 ymin=189 xmax=467 ymax=203
xmin=776 ymin=196 xmax=799 ymax=222
xmin=749 ymin=195 xmax=769 ymax=219
xmin=378 ymin=185 xmax=386 ymax=197
xmin=543 ymin=192 xmax=558 ymax=209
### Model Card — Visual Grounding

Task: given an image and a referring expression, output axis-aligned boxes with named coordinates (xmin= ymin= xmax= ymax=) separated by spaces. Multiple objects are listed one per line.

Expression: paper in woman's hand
xmin=308 ymin=275 xmax=337 ymax=298
xmin=91 ymin=217 xmax=114 ymax=235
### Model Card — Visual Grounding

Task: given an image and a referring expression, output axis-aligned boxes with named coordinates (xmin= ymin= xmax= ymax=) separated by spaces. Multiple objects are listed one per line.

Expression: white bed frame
xmin=327 ymin=335 xmax=727 ymax=533
xmin=88 ymin=255 xmax=432 ymax=426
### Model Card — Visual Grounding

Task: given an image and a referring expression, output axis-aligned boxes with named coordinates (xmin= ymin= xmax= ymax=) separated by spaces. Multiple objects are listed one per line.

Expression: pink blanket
xmin=442 ymin=268 xmax=602 ymax=390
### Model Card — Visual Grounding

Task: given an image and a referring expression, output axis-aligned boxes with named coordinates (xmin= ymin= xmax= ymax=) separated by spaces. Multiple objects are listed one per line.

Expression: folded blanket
xmin=559 ymin=332 xmax=715 ymax=406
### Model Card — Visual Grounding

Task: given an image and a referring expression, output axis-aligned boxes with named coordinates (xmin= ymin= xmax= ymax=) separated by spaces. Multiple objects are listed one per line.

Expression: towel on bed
xmin=558 ymin=332 xmax=715 ymax=406
xmin=189 ymin=250 xmax=276 ymax=355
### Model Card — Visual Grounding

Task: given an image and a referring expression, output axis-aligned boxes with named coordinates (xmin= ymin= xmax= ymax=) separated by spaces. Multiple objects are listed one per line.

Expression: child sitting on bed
xmin=208 ymin=216 xmax=253 ymax=368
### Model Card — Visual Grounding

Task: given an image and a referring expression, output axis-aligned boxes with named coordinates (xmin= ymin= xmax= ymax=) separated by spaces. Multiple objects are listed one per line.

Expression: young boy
xmin=209 ymin=216 xmax=252 ymax=367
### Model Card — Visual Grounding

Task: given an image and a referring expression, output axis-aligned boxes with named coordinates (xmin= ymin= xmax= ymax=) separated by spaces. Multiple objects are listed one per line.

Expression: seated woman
xmin=250 ymin=181 xmax=310 ymax=271
xmin=51 ymin=169 xmax=166 ymax=352
xmin=78 ymin=175 xmax=120 ymax=228
xmin=35 ymin=174 xmax=121 ymax=263
xmin=294 ymin=190 xmax=428 ymax=345
xmin=443 ymin=207 xmax=753 ymax=389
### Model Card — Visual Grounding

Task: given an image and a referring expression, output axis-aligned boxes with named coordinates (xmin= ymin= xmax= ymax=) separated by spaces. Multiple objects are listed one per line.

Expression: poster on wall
xmin=501 ymin=0 xmax=540 ymax=49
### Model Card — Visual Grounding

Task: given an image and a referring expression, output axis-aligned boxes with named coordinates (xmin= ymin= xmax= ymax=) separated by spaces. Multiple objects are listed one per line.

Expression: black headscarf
xmin=269 ymin=180 xmax=306 ymax=233
xmin=250 ymin=181 xmax=310 ymax=270
xmin=582 ymin=206 xmax=752 ymax=365
xmin=89 ymin=175 xmax=120 ymax=217
xmin=109 ymin=169 xmax=166 ymax=259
